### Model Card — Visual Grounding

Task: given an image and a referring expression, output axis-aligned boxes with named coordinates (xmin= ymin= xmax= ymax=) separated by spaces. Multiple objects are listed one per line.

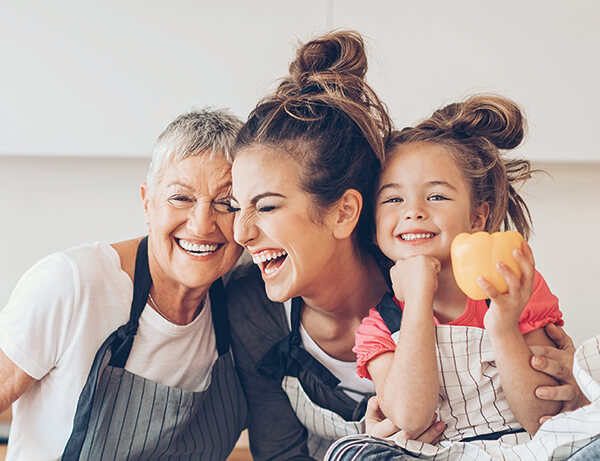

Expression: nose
xmin=188 ymin=202 xmax=217 ymax=235
xmin=404 ymin=201 xmax=426 ymax=220
xmin=233 ymin=210 xmax=258 ymax=247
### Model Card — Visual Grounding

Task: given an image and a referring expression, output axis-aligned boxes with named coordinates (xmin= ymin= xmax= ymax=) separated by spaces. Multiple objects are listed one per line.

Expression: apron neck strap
xmin=290 ymin=297 xmax=302 ymax=332
xmin=129 ymin=236 xmax=153 ymax=324
xmin=256 ymin=297 xmax=341 ymax=389
xmin=208 ymin=277 xmax=231 ymax=356
xmin=108 ymin=236 xmax=152 ymax=367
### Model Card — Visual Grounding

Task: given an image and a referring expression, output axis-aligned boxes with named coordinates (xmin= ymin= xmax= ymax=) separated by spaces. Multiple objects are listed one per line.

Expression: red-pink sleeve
xmin=353 ymin=308 xmax=396 ymax=380
xmin=518 ymin=271 xmax=564 ymax=335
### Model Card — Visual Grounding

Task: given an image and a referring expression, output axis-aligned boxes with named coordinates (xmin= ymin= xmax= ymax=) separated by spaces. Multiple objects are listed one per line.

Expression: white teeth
xmin=252 ymin=250 xmax=288 ymax=265
xmin=401 ymin=233 xmax=435 ymax=241
xmin=179 ymin=239 xmax=219 ymax=253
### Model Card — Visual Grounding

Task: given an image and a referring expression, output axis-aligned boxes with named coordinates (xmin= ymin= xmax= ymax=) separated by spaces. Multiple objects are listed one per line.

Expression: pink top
xmin=354 ymin=271 xmax=563 ymax=379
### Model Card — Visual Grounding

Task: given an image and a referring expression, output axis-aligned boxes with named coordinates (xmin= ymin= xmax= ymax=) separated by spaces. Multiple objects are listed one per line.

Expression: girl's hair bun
xmin=431 ymin=95 xmax=525 ymax=150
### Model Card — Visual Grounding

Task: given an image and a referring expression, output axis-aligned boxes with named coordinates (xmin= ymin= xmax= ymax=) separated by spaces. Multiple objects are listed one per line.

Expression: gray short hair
xmin=147 ymin=107 xmax=243 ymax=190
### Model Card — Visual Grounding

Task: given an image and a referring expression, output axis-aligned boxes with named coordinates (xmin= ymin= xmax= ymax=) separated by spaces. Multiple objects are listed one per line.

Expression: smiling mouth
xmin=252 ymin=250 xmax=288 ymax=276
xmin=399 ymin=232 xmax=436 ymax=241
xmin=176 ymin=238 xmax=222 ymax=256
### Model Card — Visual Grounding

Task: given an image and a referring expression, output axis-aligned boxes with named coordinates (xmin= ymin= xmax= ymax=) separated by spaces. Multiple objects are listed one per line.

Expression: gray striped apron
xmin=257 ymin=298 xmax=369 ymax=459
xmin=62 ymin=237 xmax=248 ymax=460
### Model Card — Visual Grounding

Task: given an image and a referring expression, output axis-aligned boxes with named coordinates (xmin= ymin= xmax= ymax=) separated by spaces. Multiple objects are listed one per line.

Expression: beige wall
xmin=0 ymin=156 xmax=598 ymax=346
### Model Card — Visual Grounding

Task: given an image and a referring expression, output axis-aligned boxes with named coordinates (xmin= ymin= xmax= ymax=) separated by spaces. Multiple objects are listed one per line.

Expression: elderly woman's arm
xmin=0 ymin=350 xmax=35 ymax=413
xmin=0 ymin=252 xmax=79 ymax=412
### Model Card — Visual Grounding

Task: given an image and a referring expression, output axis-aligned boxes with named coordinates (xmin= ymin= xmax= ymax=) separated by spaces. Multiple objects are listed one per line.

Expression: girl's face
xmin=375 ymin=141 xmax=488 ymax=266
xmin=231 ymin=145 xmax=339 ymax=302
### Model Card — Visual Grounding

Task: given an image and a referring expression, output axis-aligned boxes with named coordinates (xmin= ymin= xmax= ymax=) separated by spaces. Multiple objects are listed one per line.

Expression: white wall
xmin=1 ymin=1 xmax=598 ymax=161
xmin=524 ymin=163 xmax=600 ymax=345
xmin=1 ymin=2 xmax=599 ymax=345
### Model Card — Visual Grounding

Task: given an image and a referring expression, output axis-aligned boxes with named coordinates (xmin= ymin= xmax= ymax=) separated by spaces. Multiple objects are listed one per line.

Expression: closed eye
xmin=169 ymin=195 xmax=194 ymax=206
xmin=214 ymin=199 xmax=238 ymax=213
xmin=257 ymin=205 xmax=276 ymax=213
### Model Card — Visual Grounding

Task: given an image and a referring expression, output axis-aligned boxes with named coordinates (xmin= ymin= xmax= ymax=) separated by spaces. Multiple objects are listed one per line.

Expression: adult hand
xmin=365 ymin=396 xmax=446 ymax=444
xmin=530 ymin=324 xmax=590 ymax=424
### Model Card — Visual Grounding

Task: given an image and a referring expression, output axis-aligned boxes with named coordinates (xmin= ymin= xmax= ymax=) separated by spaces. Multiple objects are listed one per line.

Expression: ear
xmin=471 ymin=202 xmax=490 ymax=232
xmin=331 ymin=189 xmax=363 ymax=240
xmin=140 ymin=182 xmax=151 ymax=223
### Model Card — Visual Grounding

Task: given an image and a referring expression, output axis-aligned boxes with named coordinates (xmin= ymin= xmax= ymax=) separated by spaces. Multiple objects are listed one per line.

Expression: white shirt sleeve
xmin=0 ymin=252 xmax=79 ymax=380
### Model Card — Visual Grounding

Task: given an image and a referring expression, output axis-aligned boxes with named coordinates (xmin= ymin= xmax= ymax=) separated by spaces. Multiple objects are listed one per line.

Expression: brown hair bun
xmin=287 ymin=30 xmax=368 ymax=95
xmin=429 ymin=95 xmax=525 ymax=150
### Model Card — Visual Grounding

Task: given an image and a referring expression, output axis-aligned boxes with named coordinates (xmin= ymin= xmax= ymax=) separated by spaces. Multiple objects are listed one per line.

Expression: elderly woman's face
xmin=142 ymin=155 xmax=242 ymax=292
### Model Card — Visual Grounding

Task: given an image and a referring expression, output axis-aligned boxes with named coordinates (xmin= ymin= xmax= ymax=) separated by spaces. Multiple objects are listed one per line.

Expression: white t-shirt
xmin=0 ymin=242 xmax=218 ymax=461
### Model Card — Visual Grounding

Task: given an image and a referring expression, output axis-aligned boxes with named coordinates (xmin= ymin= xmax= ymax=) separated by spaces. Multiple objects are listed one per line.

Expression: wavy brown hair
xmin=388 ymin=94 xmax=538 ymax=240
xmin=235 ymin=30 xmax=393 ymax=254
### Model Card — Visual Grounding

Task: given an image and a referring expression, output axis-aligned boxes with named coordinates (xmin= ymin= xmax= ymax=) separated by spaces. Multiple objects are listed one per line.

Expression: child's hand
xmin=479 ymin=241 xmax=535 ymax=332
xmin=390 ymin=255 xmax=441 ymax=305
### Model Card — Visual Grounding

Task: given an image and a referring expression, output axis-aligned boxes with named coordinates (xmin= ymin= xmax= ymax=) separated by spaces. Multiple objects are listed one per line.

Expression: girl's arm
xmin=481 ymin=242 xmax=562 ymax=434
xmin=487 ymin=325 xmax=562 ymax=433
xmin=365 ymin=395 xmax=446 ymax=444
xmin=367 ymin=255 xmax=440 ymax=435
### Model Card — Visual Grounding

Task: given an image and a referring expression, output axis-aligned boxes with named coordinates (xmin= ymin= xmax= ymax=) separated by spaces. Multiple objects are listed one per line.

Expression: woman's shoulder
xmin=226 ymin=263 xmax=273 ymax=309
xmin=225 ymin=263 xmax=289 ymax=342
xmin=15 ymin=241 xmax=120 ymax=288
xmin=58 ymin=241 xmax=130 ymax=285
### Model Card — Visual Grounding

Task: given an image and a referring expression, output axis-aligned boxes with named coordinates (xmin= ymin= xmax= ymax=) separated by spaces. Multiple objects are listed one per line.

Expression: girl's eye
xmin=382 ymin=197 xmax=403 ymax=204
xmin=428 ymin=194 xmax=448 ymax=201
xmin=257 ymin=205 xmax=276 ymax=213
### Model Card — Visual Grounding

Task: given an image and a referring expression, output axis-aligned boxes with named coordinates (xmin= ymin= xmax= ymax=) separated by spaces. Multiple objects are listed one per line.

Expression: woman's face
xmin=231 ymin=145 xmax=338 ymax=302
xmin=142 ymin=154 xmax=242 ymax=293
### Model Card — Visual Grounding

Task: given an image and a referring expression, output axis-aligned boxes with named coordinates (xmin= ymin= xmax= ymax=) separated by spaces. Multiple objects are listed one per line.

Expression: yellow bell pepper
xmin=451 ymin=230 xmax=524 ymax=300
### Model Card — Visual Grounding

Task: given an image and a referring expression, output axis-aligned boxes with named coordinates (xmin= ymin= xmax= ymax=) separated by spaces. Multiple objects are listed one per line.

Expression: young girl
xmin=352 ymin=95 xmax=575 ymax=456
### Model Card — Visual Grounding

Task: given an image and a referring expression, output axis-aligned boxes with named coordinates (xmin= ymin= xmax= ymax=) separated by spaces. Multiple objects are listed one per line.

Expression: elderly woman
xmin=0 ymin=109 xmax=247 ymax=460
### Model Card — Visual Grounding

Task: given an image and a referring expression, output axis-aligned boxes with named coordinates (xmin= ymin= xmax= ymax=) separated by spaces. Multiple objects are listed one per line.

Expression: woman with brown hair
xmin=226 ymin=30 xmax=446 ymax=460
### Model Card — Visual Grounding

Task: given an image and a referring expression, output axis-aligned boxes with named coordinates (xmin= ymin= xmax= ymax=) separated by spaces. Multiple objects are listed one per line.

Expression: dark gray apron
xmin=62 ymin=237 xmax=248 ymax=460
